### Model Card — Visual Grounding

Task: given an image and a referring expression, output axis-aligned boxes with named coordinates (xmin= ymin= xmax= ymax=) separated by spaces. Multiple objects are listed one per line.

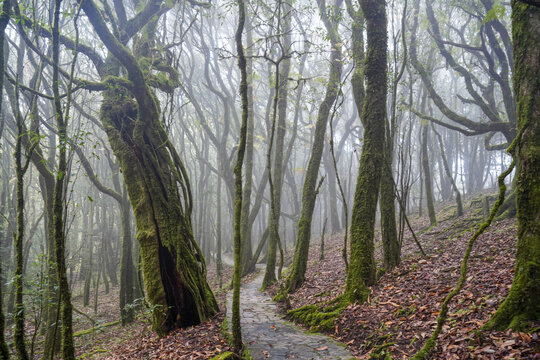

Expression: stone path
xmin=227 ymin=272 xmax=355 ymax=359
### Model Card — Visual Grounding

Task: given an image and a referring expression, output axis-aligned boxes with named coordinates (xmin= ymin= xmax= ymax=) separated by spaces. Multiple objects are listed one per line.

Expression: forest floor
xmin=266 ymin=194 xmax=540 ymax=359
xmin=59 ymin=191 xmax=540 ymax=359
xmin=81 ymin=263 xmax=235 ymax=359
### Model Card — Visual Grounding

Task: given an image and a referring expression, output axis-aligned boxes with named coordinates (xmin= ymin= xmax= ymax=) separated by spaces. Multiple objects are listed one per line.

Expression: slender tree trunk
xmin=323 ymin=151 xmax=341 ymax=233
xmin=432 ymin=125 xmax=463 ymax=217
xmin=240 ymin=19 xmax=255 ymax=276
xmin=52 ymin=1 xmax=75 ymax=357
xmin=83 ymin=224 xmax=93 ymax=307
xmin=216 ymin=176 xmax=223 ymax=288
xmin=14 ymin=87 xmax=30 ymax=360
xmin=380 ymin=0 xmax=408 ymax=271
xmin=421 ymin=120 xmax=437 ymax=225
xmin=346 ymin=0 xmax=387 ymax=303
xmin=0 ymin=0 xmax=11 ymax=357
xmin=484 ymin=0 xmax=540 ymax=331
xmin=119 ymin=189 xmax=135 ymax=324
xmin=262 ymin=0 xmax=292 ymax=289
xmin=232 ymin=0 xmax=249 ymax=351
xmin=287 ymin=0 xmax=343 ymax=292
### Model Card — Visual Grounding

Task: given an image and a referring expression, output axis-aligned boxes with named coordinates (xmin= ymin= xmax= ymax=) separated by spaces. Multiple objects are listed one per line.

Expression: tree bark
xmin=262 ymin=0 xmax=292 ymax=289
xmin=432 ymin=125 xmax=463 ymax=217
xmin=422 ymin=120 xmax=437 ymax=226
xmin=484 ymin=0 xmax=540 ymax=331
xmin=0 ymin=0 xmax=11 ymax=357
xmin=346 ymin=0 xmax=387 ymax=303
xmin=78 ymin=0 xmax=218 ymax=335
xmin=287 ymin=0 xmax=343 ymax=292
xmin=232 ymin=0 xmax=249 ymax=351
xmin=240 ymin=19 xmax=255 ymax=276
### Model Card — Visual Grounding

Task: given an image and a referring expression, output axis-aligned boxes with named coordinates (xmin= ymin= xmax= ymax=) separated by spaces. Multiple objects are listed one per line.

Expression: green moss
xmin=209 ymin=351 xmax=240 ymax=360
xmin=394 ymin=304 xmax=416 ymax=318
xmin=483 ymin=2 xmax=540 ymax=333
xmin=73 ymin=321 xmax=120 ymax=337
xmin=287 ymin=299 xmax=347 ymax=333
xmin=286 ymin=0 xmax=344 ymax=293
xmin=79 ymin=348 xmax=109 ymax=359
xmin=376 ymin=267 xmax=387 ymax=281
xmin=221 ymin=316 xmax=232 ymax=344
xmin=369 ymin=342 xmax=394 ymax=360
xmin=346 ymin=0 xmax=388 ymax=304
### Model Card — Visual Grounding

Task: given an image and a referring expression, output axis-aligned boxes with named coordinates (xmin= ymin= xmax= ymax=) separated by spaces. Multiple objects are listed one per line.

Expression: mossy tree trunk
xmin=216 ymin=176 xmax=223 ymax=288
xmin=241 ymin=20 xmax=255 ymax=276
xmin=262 ymin=0 xmax=292 ymax=290
xmin=119 ymin=191 xmax=135 ymax=324
xmin=345 ymin=0 xmax=365 ymax=271
xmin=5 ymin=15 xmax=60 ymax=351
xmin=484 ymin=0 xmax=540 ymax=331
xmin=345 ymin=0 xmax=387 ymax=303
xmin=13 ymin=48 xmax=31 ymax=360
xmin=52 ymin=1 xmax=75 ymax=358
xmin=381 ymin=0 xmax=409 ymax=271
xmin=232 ymin=0 xmax=249 ymax=351
xmin=380 ymin=154 xmax=400 ymax=270
xmin=287 ymin=0 xmax=344 ymax=292
xmin=78 ymin=0 xmax=218 ymax=336
xmin=0 ymin=0 xmax=11 ymax=358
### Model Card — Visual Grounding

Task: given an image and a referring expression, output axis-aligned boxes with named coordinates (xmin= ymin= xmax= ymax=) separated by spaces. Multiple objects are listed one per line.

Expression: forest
xmin=0 ymin=0 xmax=538 ymax=359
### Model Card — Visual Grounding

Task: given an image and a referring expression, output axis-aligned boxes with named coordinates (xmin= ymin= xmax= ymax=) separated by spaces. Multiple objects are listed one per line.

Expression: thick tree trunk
xmin=484 ymin=0 xmax=540 ymax=331
xmin=346 ymin=0 xmax=387 ymax=303
xmin=78 ymin=0 xmax=218 ymax=335
xmin=100 ymin=93 xmax=218 ymax=334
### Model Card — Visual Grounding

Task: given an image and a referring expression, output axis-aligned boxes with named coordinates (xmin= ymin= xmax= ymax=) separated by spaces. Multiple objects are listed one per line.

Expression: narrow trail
xmin=227 ymin=271 xmax=354 ymax=359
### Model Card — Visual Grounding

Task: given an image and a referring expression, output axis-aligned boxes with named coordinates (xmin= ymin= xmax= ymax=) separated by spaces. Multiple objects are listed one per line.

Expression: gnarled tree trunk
xmin=79 ymin=0 xmax=218 ymax=336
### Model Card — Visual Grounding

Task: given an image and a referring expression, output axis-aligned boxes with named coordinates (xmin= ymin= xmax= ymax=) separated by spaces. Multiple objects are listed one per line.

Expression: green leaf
xmin=482 ymin=3 xmax=505 ymax=25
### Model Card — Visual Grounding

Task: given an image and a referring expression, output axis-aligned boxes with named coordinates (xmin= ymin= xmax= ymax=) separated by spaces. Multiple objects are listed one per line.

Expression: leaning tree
xmin=19 ymin=0 xmax=219 ymax=335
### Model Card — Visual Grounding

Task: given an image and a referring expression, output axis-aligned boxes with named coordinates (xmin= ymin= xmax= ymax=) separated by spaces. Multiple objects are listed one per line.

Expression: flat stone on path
xmin=227 ymin=272 xmax=355 ymax=359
